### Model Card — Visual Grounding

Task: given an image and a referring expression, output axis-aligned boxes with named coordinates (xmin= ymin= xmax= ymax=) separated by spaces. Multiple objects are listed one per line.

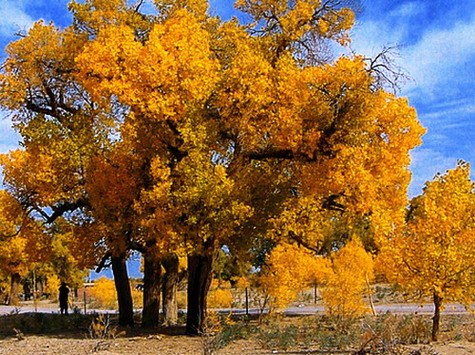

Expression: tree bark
xmin=141 ymin=252 xmax=162 ymax=328
xmin=186 ymin=251 xmax=215 ymax=335
xmin=432 ymin=292 xmax=442 ymax=341
xmin=162 ymin=254 xmax=179 ymax=326
xmin=8 ymin=273 xmax=21 ymax=306
xmin=111 ymin=255 xmax=134 ymax=327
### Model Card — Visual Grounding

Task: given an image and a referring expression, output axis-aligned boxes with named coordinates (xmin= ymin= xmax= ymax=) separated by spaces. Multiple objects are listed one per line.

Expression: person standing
xmin=59 ymin=282 xmax=69 ymax=315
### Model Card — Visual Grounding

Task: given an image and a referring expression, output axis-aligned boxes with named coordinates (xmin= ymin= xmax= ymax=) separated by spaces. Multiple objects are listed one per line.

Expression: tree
xmin=47 ymin=219 xmax=90 ymax=289
xmin=378 ymin=162 xmax=475 ymax=341
xmin=0 ymin=10 xmax=141 ymax=326
xmin=0 ymin=190 xmax=50 ymax=304
xmin=1 ymin=0 xmax=424 ymax=335
xmin=74 ymin=3 xmax=250 ymax=334
xmin=89 ymin=276 xmax=118 ymax=309
xmin=77 ymin=2 xmax=423 ymax=335
xmin=321 ymin=238 xmax=374 ymax=320
xmin=259 ymin=242 xmax=331 ymax=309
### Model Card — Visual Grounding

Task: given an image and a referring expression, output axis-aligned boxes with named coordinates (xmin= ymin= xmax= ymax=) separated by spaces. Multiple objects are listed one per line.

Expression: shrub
xmin=357 ymin=314 xmax=431 ymax=354
xmin=43 ymin=274 xmax=60 ymax=299
xmin=88 ymin=277 xmax=117 ymax=309
xmin=207 ymin=279 xmax=233 ymax=309
xmin=257 ymin=325 xmax=299 ymax=350
xmin=321 ymin=238 xmax=374 ymax=320
xmin=131 ymin=285 xmax=143 ymax=309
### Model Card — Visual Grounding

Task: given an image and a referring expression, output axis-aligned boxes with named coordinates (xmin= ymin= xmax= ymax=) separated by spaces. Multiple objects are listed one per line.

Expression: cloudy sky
xmin=0 ymin=0 xmax=474 ymax=198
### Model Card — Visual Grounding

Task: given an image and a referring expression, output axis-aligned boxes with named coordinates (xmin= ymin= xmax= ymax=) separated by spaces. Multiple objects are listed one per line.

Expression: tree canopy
xmin=378 ymin=161 xmax=475 ymax=341
xmin=0 ymin=0 xmax=425 ymax=333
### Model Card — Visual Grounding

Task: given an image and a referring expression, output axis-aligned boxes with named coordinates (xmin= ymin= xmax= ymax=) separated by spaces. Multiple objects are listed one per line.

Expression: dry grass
xmin=0 ymin=311 xmax=473 ymax=354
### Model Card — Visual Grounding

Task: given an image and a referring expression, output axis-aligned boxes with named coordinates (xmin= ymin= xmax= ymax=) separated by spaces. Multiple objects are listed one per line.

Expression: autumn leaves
xmin=379 ymin=162 xmax=475 ymax=340
xmin=0 ymin=0 xmax=467 ymax=340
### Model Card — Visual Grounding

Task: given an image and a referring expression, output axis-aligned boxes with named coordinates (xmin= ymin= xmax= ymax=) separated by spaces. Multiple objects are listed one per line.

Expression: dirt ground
xmin=1 ymin=311 xmax=475 ymax=354
xmin=0 ymin=332 xmax=268 ymax=355
xmin=1 ymin=334 xmax=475 ymax=354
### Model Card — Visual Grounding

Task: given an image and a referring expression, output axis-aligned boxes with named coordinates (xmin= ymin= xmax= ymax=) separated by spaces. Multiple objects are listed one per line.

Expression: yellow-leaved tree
xmin=260 ymin=242 xmax=331 ymax=309
xmin=0 ymin=0 xmax=425 ymax=335
xmin=0 ymin=190 xmax=51 ymax=304
xmin=378 ymin=161 xmax=475 ymax=341
xmin=89 ymin=276 xmax=118 ymax=309
xmin=321 ymin=238 xmax=374 ymax=320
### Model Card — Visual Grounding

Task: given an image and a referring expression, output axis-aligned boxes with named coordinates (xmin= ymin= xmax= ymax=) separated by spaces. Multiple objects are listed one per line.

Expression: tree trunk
xmin=186 ymin=252 xmax=215 ymax=335
xmin=111 ymin=255 xmax=134 ymax=327
xmin=365 ymin=275 xmax=376 ymax=316
xmin=8 ymin=273 xmax=21 ymax=306
xmin=432 ymin=292 xmax=442 ymax=341
xmin=141 ymin=252 xmax=162 ymax=328
xmin=162 ymin=254 xmax=179 ymax=326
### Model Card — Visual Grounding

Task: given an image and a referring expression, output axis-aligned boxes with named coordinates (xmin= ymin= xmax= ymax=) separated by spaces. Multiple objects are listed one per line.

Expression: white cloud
xmin=420 ymin=102 xmax=475 ymax=123
xmin=422 ymin=133 xmax=450 ymax=146
xmin=389 ymin=2 xmax=425 ymax=18
xmin=350 ymin=2 xmax=425 ymax=57
xmin=350 ymin=5 xmax=475 ymax=97
xmin=403 ymin=17 xmax=475 ymax=94
xmin=427 ymin=97 xmax=473 ymax=111
xmin=0 ymin=1 xmax=33 ymax=37
xmin=350 ymin=20 xmax=404 ymax=58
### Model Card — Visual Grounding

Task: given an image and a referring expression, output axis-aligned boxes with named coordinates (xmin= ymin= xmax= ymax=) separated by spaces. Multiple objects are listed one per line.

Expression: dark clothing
xmin=59 ymin=284 xmax=69 ymax=315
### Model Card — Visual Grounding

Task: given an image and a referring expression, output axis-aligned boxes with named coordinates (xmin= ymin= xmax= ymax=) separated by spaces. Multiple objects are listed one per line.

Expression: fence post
xmin=33 ymin=269 xmax=37 ymax=313
xmin=84 ymin=290 xmax=87 ymax=314
xmin=314 ymin=282 xmax=317 ymax=304
xmin=245 ymin=287 xmax=249 ymax=316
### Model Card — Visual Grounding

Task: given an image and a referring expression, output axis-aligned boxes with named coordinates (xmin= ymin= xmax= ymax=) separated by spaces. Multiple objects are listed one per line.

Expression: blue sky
xmin=0 ymin=0 xmax=474 ymax=199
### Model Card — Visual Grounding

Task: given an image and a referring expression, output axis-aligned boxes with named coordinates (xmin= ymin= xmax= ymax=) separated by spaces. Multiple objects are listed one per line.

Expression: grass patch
xmin=0 ymin=312 xmax=96 ymax=337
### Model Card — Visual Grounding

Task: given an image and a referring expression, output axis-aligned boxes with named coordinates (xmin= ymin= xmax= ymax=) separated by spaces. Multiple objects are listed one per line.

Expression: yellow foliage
xmin=0 ymin=0 xmax=424 ymax=331
xmin=321 ymin=238 xmax=374 ymax=319
xmin=0 ymin=190 xmax=22 ymax=240
xmin=260 ymin=243 xmax=331 ymax=308
xmin=131 ymin=285 xmax=143 ymax=309
xmin=234 ymin=276 xmax=250 ymax=290
xmin=378 ymin=162 xmax=475 ymax=306
xmin=88 ymin=278 xmax=142 ymax=309
xmin=69 ymin=0 xmax=150 ymax=34
xmin=0 ymin=191 xmax=50 ymax=277
xmin=89 ymin=277 xmax=118 ymax=309
xmin=76 ymin=9 xmax=219 ymax=117
xmin=207 ymin=279 xmax=233 ymax=308
xmin=235 ymin=0 xmax=355 ymax=57
xmin=44 ymin=274 xmax=61 ymax=299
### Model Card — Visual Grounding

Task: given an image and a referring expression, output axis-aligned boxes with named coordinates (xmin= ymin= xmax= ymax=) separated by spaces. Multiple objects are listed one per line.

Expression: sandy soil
xmin=0 ymin=309 xmax=474 ymax=354
xmin=1 ymin=333 xmax=475 ymax=355
xmin=0 ymin=334 xmax=268 ymax=355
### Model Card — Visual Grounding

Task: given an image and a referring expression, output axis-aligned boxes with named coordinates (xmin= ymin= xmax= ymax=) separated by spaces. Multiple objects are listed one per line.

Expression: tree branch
xmin=95 ymin=252 xmax=112 ymax=273
xmin=46 ymin=198 xmax=88 ymax=224
xmin=288 ymin=231 xmax=323 ymax=254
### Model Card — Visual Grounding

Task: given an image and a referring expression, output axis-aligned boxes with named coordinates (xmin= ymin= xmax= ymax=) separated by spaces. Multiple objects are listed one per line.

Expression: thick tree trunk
xmin=186 ymin=252 xmax=215 ymax=335
xmin=8 ymin=273 xmax=21 ymax=306
xmin=162 ymin=254 xmax=179 ymax=326
xmin=432 ymin=292 xmax=442 ymax=341
xmin=141 ymin=252 xmax=162 ymax=328
xmin=111 ymin=255 xmax=134 ymax=327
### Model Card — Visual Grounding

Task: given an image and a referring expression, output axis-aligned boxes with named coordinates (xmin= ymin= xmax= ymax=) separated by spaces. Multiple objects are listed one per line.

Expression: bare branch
xmin=361 ymin=45 xmax=410 ymax=94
